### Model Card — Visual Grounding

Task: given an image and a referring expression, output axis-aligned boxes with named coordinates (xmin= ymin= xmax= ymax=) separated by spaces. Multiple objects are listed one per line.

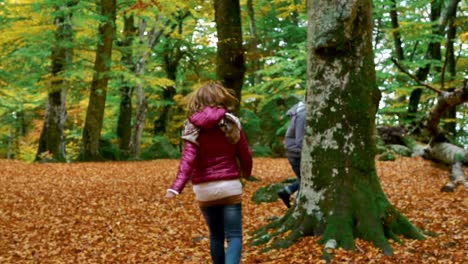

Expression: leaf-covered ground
xmin=0 ymin=157 xmax=466 ymax=263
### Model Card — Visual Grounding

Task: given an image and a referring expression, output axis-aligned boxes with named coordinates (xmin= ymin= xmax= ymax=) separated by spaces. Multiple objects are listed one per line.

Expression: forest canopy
xmin=0 ymin=0 xmax=466 ymax=162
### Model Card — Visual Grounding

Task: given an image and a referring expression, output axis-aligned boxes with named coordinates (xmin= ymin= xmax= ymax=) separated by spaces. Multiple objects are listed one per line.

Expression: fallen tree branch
xmin=424 ymin=79 xmax=468 ymax=137
xmin=440 ymin=161 xmax=467 ymax=192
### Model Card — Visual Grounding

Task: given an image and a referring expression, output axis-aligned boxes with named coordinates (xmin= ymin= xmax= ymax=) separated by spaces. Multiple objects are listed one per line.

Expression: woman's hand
xmin=165 ymin=191 xmax=176 ymax=199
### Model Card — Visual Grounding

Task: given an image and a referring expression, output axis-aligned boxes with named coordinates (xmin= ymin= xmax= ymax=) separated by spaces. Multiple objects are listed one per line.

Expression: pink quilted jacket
xmin=169 ymin=107 xmax=252 ymax=194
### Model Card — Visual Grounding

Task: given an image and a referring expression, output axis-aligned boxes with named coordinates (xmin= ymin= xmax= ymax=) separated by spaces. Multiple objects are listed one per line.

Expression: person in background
xmin=277 ymin=100 xmax=306 ymax=208
xmin=165 ymin=81 xmax=253 ymax=264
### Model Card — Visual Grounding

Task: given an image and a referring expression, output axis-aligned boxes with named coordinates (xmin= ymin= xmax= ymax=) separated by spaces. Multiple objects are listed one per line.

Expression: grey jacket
xmin=283 ymin=101 xmax=306 ymax=158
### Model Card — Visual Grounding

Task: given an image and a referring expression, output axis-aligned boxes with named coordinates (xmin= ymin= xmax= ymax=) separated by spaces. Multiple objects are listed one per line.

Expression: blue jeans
xmin=285 ymin=156 xmax=301 ymax=196
xmin=200 ymin=203 xmax=242 ymax=264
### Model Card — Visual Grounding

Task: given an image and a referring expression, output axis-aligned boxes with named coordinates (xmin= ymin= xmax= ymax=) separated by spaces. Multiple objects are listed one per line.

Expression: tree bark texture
xmin=116 ymin=14 xmax=135 ymax=158
xmin=214 ymin=0 xmax=245 ymax=114
xmin=155 ymin=10 xmax=188 ymax=135
xmin=252 ymin=0 xmax=424 ymax=257
xmin=131 ymin=80 xmax=146 ymax=158
xmin=407 ymin=0 xmax=460 ymax=120
xmin=36 ymin=3 xmax=75 ymax=162
xmin=130 ymin=18 xmax=150 ymax=158
xmin=81 ymin=0 xmax=116 ymax=161
xmin=390 ymin=0 xmax=404 ymax=61
xmin=441 ymin=161 xmax=467 ymax=192
xmin=424 ymin=141 xmax=467 ymax=192
xmin=246 ymin=0 xmax=261 ymax=85
xmin=130 ymin=17 xmax=164 ymax=158
xmin=152 ymin=10 xmax=189 ymax=135
xmin=441 ymin=10 xmax=458 ymax=135
xmin=424 ymin=80 xmax=468 ymax=138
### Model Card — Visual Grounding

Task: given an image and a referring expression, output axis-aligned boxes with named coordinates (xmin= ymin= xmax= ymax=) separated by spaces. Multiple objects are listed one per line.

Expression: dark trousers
xmin=285 ymin=156 xmax=301 ymax=195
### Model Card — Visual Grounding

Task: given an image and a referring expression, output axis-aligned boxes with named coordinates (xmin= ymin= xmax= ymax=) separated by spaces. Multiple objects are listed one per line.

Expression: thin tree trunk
xmin=13 ymin=110 xmax=25 ymax=159
xmin=441 ymin=15 xmax=458 ymax=135
xmin=81 ymin=0 xmax=116 ymax=161
xmin=390 ymin=0 xmax=404 ymax=61
xmin=131 ymin=81 xmax=146 ymax=158
xmin=214 ymin=0 xmax=245 ymax=114
xmin=408 ymin=0 xmax=460 ymax=120
xmin=154 ymin=11 xmax=189 ymax=135
xmin=36 ymin=3 xmax=75 ymax=162
xmin=154 ymin=45 xmax=181 ymax=134
xmin=7 ymin=128 xmax=13 ymax=159
xmin=130 ymin=18 xmax=148 ymax=158
xmin=130 ymin=17 xmax=164 ymax=158
xmin=116 ymin=14 xmax=135 ymax=158
xmin=246 ymin=0 xmax=260 ymax=85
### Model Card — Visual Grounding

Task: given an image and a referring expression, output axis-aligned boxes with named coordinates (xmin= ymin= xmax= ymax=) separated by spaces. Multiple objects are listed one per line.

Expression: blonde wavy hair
xmin=186 ymin=81 xmax=238 ymax=116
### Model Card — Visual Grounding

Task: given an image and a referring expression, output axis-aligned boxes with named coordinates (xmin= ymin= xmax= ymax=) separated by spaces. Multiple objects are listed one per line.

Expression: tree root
xmin=249 ymin=206 xmax=304 ymax=251
xmin=250 ymin=192 xmax=426 ymax=260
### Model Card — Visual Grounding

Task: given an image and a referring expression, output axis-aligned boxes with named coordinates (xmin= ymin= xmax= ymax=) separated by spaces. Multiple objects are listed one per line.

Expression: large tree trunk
xmin=36 ymin=3 xmax=75 ymax=162
xmin=214 ymin=0 xmax=245 ymax=114
xmin=81 ymin=0 xmax=116 ymax=161
xmin=252 ymin=0 xmax=424 ymax=258
xmin=116 ymin=14 xmax=135 ymax=159
xmin=36 ymin=90 xmax=67 ymax=162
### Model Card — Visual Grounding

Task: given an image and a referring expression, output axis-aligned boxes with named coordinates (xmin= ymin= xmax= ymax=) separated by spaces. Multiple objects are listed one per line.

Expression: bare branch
xmin=390 ymin=58 xmax=442 ymax=94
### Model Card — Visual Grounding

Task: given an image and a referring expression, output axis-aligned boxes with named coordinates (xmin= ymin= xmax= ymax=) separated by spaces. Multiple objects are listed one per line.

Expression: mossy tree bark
xmin=36 ymin=2 xmax=77 ymax=162
xmin=251 ymin=0 xmax=424 ymax=257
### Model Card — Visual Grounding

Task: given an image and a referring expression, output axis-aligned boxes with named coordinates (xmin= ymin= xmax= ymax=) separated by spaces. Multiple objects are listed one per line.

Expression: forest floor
xmin=0 ymin=157 xmax=466 ymax=263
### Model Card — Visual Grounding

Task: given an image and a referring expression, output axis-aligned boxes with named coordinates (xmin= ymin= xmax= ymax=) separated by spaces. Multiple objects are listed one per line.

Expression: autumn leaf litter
xmin=0 ymin=157 xmax=466 ymax=263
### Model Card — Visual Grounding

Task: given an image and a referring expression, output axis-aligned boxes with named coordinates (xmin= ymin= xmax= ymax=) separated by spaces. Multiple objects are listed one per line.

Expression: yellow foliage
xmin=17 ymin=118 xmax=43 ymax=161
xmin=1 ymin=1 xmax=53 ymax=48
xmin=460 ymin=32 xmax=468 ymax=43
xmin=142 ymin=76 xmax=174 ymax=90
xmin=17 ymin=139 xmax=37 ymax=162
xmin=173 ymin=94 xmax=186 ymax=107
xmin=65 ymin=140 xmax=81 ymax=161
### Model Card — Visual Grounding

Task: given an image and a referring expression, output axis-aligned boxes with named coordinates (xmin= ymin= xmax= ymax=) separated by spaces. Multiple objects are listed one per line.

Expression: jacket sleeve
xmin=235 ymin=131 xmax=253 ymax=178
xmin=169 ymin=140 xmax=198 ymax=194
xmin=295 ymin=111 xmax=306 ymax=150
